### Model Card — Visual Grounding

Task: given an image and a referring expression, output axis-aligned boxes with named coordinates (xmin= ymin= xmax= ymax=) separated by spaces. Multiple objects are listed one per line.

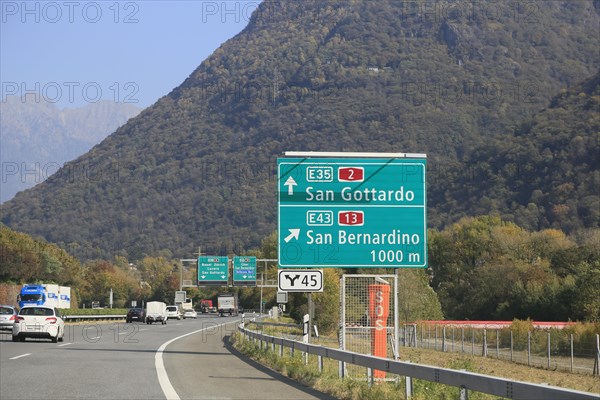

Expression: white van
xmin=145 ymin=301 xmax=167 ymax=324
xmin=166 ymin=305 xmax=181 ymax=320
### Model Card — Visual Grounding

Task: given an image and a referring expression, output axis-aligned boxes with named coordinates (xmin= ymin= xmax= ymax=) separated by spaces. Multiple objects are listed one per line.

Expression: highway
xmin=0 ymin=315 xmax=333 ymax=400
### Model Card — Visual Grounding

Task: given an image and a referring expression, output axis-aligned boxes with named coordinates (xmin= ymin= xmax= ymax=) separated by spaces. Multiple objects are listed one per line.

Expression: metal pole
xmin=442 ymin=326 xmax=446 ymax=352
xmin=308 ymin=293 xmax=313 ymax=344
xmin=261 ymin=260 xmax=267 ymax=314
xmin=483 ymin=329 xmax=487 ymax=357
xmin=510 ymin=330 xmax=513 ymax=362
xmin=461 ymin=327 xmax=465 ymax=353
xmin=260 ymin=279 xmax=263 ymax=315
xmin=595 ymin=334 xmax=599 ymax=376
xmin=339 ymin=276 xmax=345 ymax=379
xmin=547 ymin=332 xmax=551 ymax=369
xmin=405 ymin=376 xmax=413 ymax=399
xmin=460 ymin=386 xmax=469 ymax=400
xmin=394 ymin=274 xmax=399 ymax=359
xmin=318 ymin=355 xmax=323 ymax=373
xmin=570 ymin=334 xmax=573 ymax=373
xmin=528 ymin=331 xmax=531 ymax=366
xmin=413 ymin=325 xmax=417 ymax=347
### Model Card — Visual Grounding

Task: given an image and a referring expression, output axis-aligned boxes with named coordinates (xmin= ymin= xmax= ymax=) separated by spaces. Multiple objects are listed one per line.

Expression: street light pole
xmin=184 ymin=246 xmax=204 ymax=289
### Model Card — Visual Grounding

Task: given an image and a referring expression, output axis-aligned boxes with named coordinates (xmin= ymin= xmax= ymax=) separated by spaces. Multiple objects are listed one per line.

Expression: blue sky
xmin=1 ymin=1 xmax=257 ymax=109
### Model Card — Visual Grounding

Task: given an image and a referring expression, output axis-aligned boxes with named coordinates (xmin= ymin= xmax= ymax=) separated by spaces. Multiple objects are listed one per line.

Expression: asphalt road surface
xmin=0 ymin=314 xmax=333 ymax=400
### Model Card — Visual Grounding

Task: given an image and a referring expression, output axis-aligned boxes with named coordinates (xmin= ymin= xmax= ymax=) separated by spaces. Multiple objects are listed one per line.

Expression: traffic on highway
xmin=0 ymin=313 xmax=331 ymax=400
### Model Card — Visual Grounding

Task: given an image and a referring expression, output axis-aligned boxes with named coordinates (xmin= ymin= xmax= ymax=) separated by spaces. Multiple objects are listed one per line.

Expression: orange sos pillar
xmin=368 ymin=284 xmax=390 ymax=379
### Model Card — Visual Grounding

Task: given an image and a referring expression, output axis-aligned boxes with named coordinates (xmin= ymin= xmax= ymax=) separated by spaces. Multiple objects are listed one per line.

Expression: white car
xmin=183 ymin=310 xmax=197 ymax=319
xmin=0 ymin=305 xmax=18 ymax=331
xmin=12 ymin=306 xmax=65 ymax=343
xmin=166 ymin=305 xmax=181 ymax=320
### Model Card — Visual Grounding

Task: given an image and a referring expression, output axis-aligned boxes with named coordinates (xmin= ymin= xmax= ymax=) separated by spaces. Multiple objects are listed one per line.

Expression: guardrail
xmin=64 ymin=315 xmax=126 ymax=322
xmin=250 ymin=321 xmax=300 ymax=328
xmin=238 ymin=325 xmax=598 ymax=400
xmin=62 ymin=311 xmax=263 ymax=322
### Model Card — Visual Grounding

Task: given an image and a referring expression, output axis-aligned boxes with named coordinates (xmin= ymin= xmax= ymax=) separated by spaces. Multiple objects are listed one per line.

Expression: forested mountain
xmin=1 ymin=1 xmax=598 ymax=261
xmin=0 ymin=97 xmax=141 ymax=202
xmin=432 ymin=72 xmax=600 ymax=232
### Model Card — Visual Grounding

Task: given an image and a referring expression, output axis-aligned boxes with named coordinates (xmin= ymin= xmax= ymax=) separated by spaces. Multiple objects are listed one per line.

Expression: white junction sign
xmin=278 ymin=269 xmax=324 ymax=292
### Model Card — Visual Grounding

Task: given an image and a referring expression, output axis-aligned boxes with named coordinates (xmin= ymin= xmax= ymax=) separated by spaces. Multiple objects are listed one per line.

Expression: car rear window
xmin=20 ymin=307 xmax=54 ymax=316
xmin=0 ymin=307 xmax=14 ymax=314
xmin=167 ymin=307 xmax=177 ymax=311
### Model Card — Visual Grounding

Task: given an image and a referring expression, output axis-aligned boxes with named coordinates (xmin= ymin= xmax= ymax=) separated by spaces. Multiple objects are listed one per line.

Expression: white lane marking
xmin=89 ymin=336 xmax=100 ymax=340
xmin=155 ymin=319 xmax=240 ymax=400
xmin=140 ymin=328 xmax=148 ymax=331
xmin=58 ymin=343 xmax=72 ymax=347
xmin=10 ymin=353 xmax=31 ymax=360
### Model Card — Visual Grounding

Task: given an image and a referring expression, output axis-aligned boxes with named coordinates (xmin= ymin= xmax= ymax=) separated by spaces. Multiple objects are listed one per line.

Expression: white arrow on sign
xmin=284 ymin=176 xmax=297 ymax=195
xmin=284 ymin=228 xmax=300 ymax=243
xmin=221 ymin=275 xmax=226 ymax=279
xmin=200 ymin=275 xmax=206 ymax=279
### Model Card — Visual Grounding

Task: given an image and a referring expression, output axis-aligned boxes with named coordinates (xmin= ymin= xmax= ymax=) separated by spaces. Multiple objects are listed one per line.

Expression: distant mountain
xmin=1 ymin=1 xmax=598 ymax=261
xmin=0 ymin=97 xmax=142 ymax=202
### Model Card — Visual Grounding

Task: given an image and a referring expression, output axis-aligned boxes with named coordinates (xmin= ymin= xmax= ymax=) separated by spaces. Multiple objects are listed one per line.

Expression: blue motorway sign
xmin=278 ymin=157 xmax=427 ymax=268
xmin=233 ymin=256 xmax=257 ymax=286
xmin=198 ymin=256 xmax=229 ymax=286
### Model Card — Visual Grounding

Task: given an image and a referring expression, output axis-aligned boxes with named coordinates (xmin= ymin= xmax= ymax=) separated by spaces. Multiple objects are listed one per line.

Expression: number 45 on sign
xmin=278 ymin=270 xmax=324 ymax=292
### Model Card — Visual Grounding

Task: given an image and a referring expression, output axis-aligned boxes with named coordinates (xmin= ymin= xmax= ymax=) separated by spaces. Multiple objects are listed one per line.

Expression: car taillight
xmin=16 ymin=316 xmax=25 ymax=322
xmin=9 ymin=315 xmax=16 ymax=321
xmin=45 ymin=317 xmax=57 ymax=324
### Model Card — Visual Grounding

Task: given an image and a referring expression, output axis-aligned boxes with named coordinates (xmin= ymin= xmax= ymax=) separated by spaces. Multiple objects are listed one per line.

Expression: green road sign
xmin=278 ymin=157 xmax=427 ymax=268
xmin=233 ymin=256 xmax=257 ymax=286
xmin=198 ymin=256 xmax=229 ymax=286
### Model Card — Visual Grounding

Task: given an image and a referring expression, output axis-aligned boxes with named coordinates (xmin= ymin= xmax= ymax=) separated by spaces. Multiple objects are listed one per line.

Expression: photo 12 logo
xmin=1 ymin=1 xmax=140 ymax=24
xmin=2 ymin=81 xmax=140 ymax=104
xmin=200 ymin=1 xmax=260 ymax=23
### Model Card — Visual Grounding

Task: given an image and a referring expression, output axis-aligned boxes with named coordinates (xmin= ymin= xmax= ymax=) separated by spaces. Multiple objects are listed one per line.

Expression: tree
xmin=138 ymin=256 xmax=179 ymax=303
xmin=397 ymin=269 xmax=443 ymax=322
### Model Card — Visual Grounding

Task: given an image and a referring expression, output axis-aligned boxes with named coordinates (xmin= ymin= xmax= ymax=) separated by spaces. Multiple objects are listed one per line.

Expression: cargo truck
xmin=217 ymin=293 xmax=238 ymax=317
xmin=145 ymin=301 xmax=167 ymax=324
xmin=200 ymin=299 xmax=215 ymax=314
xmin=18 ymin=284 xmax=71 ymax=309
xmin=177 ymin=298 xmax=193 ymax=313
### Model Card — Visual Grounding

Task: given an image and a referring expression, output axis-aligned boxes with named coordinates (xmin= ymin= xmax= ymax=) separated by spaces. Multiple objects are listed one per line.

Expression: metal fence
xmin=341 ymin=274 xmax=399 ymax=379
xmin=401 ymin=324 xmax=600 ymax=375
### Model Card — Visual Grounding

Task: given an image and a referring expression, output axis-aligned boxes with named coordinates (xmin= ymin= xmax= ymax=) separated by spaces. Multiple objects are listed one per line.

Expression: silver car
xmin=12 ymin=306 xmax=65 ymax=343
xmin=0 ymin=305 xmax=18 ymax=331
